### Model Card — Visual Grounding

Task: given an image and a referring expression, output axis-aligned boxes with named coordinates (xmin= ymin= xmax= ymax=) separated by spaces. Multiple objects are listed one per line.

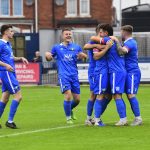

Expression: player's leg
xmin=70 ymin=76 xmax=80 ymax=120
xmin=85 ymin=74 xmax=96 ymax=125
xmin=94 ymin=72 xmax=108 ymax=126
xmin=6 ymin=90 xmax=22 ymax=129
xmin=85 ymin=91 xmax=96 ymax=125
xmin=126 ymin=71 xmax=142 ymax=126
xmin=59 ymin=77 xmax=73 ymax=124
xmin=111 ymin=72 xmax=127 ymax=126
xmin=63 ymin=90 xmax=73 ymax=124
xmin=101 ymin=78 xmax=112 ymax=115
xmin=0 ymin=91 xmax=10 ymax=128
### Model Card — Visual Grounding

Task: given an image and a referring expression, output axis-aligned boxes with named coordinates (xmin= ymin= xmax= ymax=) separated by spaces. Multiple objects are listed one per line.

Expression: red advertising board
xmin=15 ymin=63 xmax=40 ymax=83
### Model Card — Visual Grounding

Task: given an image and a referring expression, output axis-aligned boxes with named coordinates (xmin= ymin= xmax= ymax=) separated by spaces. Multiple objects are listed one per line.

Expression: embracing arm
xmin=110 ymin=36 xmax=128 ymax=55
xmin=83 ymin=43 xmax=105 ymax=50
xmin=93 ymin=44 xmax=111 ymax=60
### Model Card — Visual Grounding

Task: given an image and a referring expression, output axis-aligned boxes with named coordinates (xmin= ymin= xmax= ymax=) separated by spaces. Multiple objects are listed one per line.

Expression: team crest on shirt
xmin=70 ymin=48 xmax=74 ymax=51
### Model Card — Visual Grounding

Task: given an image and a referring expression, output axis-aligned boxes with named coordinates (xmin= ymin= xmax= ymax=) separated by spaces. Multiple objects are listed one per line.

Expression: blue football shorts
xmin=88 ymin=72 xmax=95 ymax=92
xmin=94 ymin=71 xmax=108 ymax=95
xmin=109 ymin=71 xmax=126 ymax=94
xmin=0 ymin=71 xmax=20 ymax=94
xmin=58 ymin=75 xmax=80 ymax=94
xmin=125 ymin=70 xmax=141 ymax=94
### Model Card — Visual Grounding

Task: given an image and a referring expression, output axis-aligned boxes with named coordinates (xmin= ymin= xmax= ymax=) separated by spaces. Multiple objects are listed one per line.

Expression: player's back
xmin=124 ymin=38 xmax=140 ymax=72
xmin=0 ymin=39 xmax=15 ymax=71
xmin=101 ymin=36 xmax=126 ymax=73
xmin=51 ymin=42 xmax=81 ymax=77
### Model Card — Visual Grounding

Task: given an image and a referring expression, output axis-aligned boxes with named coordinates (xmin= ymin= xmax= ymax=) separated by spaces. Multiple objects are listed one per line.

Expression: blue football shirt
xmin=51 ymin=42 xmax=82 ymax=77
xmin=0 ymin=39 xmax=15 ymax=71
xmin=87 ymin=40 xmax=96 ymax=74
xmin=100 ymin=36 xmax=126 ymax=73
xmin=123 ymin=38 xmax=140 ymax=72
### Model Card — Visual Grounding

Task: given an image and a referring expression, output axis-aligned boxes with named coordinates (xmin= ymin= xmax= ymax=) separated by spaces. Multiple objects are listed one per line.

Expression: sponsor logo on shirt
xmin=64 ymin=54 xmax=73 ymax=61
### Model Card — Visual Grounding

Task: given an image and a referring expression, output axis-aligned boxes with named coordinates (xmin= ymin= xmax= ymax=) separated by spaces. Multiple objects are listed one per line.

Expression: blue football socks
xmin=8 ymin=100 xmax=19 ymax=122
xmin=0 ymin=101 xmax=6 ymax=118
xmin=115 ymin=99 xmax=126 ymax=119
xmin=94 ymin=99 xmax=103 ymax=118
xmin=129 ymin=97 xmax=140 ymax=117
xmin=64 ymin=100 xmax=71 ymax=118
xmin=87 ymin=99 xmax=95 ymax=117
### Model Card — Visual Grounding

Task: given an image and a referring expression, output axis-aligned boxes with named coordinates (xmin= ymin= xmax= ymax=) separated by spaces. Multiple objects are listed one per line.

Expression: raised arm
xmin=93 ymin=40 xmax=113 ymax=60
xmin=110 ymin=36 xmax=128 ymax=55
xmin=83 ymin=43 xmax=105 ymax=50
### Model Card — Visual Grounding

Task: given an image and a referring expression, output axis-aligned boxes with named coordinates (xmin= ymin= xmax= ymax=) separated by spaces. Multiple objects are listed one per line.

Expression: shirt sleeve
xmin=88 ymin=40 xmax=96 ymax=44
xmin=100 ymin=37 xmax=114 ymax=46
xmin=51 ymin=45 xmax=57 ymax=57
xmin=123 ymin=42 xmax=132 ymax=52
xmin=77 ymin=45 xmax=83 ymax=54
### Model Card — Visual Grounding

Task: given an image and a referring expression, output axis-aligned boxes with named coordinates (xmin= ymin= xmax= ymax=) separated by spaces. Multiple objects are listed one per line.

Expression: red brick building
xmin=0 ymin=0 xmax=113 ymax=32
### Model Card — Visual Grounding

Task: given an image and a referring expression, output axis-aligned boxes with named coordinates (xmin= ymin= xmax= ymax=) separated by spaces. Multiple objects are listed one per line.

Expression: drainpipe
xmin=35 ymin=0 xmax=38 ymax=32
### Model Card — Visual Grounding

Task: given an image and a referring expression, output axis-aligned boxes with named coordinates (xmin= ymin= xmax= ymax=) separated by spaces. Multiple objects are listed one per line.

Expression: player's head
xmin=121 ymin=25 xmax=133 ymax=41
xmin=0 ymin=24 xmax=14 ymax=39
xmin=98 ymin=23 xmax=113 ymax=37
xmin=95 ymin=24 xmax=101 ymax=36
xmin=61 ymin=28 xmax=72 ymax=43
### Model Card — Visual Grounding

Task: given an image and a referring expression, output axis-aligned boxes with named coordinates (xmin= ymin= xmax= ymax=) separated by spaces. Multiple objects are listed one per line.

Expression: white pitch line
xmin=0 ymin=124 xmax=83 ymax=138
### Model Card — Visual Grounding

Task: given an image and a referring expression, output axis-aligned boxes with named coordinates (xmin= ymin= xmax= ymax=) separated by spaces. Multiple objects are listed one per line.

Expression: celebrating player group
xmin=45 ymin=24 xmax=142 ymax=127
xmin=0 ymin=23 xmax=142 ymax=129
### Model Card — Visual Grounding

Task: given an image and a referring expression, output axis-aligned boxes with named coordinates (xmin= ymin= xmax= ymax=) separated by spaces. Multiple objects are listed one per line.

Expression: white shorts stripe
xmin=131 ymin=74 xmax=134 ymax=94
xmin=59 ymin=78 xmax=63 ymax=92
xmin=98 ymin=74 xmax=102 ymax=94
xmin=6 ymin=71 xmax=15 ymax=93
xmin=112 ymin=73 xmax=115 ymax=94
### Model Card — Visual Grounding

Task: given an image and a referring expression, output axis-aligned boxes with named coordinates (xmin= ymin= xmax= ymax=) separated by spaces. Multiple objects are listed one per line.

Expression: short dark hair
xmin=95 ymin=24 xmax=101 ymax=34
xmin=61 ymin=28 xmax=72 ymax=33
xmin=98 ymin=23 xmax=113 ymax=36
xmin=121 ymin=25 xmax=133 ymax=34
xmin=1 ymin=24 xmax=13 ymax=35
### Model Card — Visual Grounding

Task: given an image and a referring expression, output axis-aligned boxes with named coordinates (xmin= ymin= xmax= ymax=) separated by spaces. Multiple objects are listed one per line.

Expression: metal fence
xmin=41 ymin=30 xmax=150 ymax=85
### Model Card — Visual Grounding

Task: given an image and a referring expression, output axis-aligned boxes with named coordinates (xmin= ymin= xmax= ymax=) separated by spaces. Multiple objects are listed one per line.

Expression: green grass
xmin=0 ymin=85 xmax=150 ymax=150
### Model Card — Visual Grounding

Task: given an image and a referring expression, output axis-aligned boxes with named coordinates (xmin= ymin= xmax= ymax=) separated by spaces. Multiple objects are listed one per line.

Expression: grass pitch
xmin=0 ymin=85 xmax=149 ymax=150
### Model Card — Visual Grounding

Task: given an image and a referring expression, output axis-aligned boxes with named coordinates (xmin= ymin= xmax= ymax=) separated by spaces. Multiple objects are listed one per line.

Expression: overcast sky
xmin=113 ymin=0 xmax=150 ymax=20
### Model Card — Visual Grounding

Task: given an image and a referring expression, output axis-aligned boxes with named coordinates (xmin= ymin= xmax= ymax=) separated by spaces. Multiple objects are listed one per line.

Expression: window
xmin=66 ymin=0 xmax=77 ymax=17
xmin=0 ymin=0 xmax=9 ymax=16
xmin=13 ymin=0 xmax=23 ymax=16
xmin=80 ymin=0 xmax=90 ymax=16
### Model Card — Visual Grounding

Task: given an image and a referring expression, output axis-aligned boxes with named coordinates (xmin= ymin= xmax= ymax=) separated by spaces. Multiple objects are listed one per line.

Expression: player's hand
xmin=45 ymin=52 xmax=53 ymax=61
xmin=21 ymin=57 xmax=29 ymax=65
xmin=5 ymin=64 xmax=14 ymax=72
xmin=77 ymin=52 xmax=87 ymax=59
xmin=110 ymin=36 xmax=119 ymax=43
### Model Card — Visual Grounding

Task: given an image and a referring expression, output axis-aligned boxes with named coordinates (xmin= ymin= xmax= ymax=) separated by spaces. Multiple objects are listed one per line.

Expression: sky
xmin=113 ymin=0 xmax=150 ymax=20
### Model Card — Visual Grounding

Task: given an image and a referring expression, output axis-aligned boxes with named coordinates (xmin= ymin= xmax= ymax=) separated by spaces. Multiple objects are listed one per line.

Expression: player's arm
xmin=93 ymin=44 xmax=111 ymax=60
xmin=45 ymin=51 xmax=53 ymax=61
xmin=0 ymin=61 xmax=14 ymax=72
xmin=110 ymin=36 xmax=128 ymax=55
xmin=83 ymin=43 xmax=105 ymax=50
xmin=77 ymin=52 xmax=87 ymax=59
xmin=90 ymin=36 xmax=101 ymax=43
xmin=14 ymin=56 xmax=29 ymax=64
